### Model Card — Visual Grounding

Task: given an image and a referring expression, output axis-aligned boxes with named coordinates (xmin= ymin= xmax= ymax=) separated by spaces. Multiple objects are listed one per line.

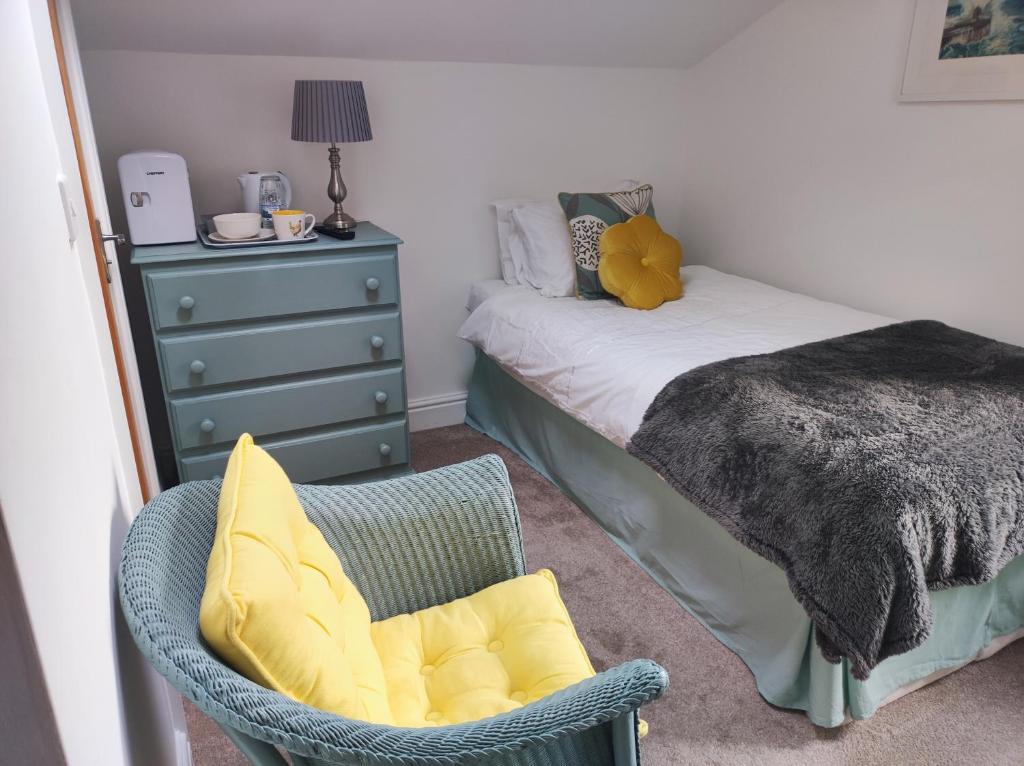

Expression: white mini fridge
xmin=117 ymin=151 xmax=197 ymax=245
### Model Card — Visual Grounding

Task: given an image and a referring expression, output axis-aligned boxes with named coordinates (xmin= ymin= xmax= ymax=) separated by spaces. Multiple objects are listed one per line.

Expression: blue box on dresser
xmin=131 ymin=222 xmax=410 ymax=485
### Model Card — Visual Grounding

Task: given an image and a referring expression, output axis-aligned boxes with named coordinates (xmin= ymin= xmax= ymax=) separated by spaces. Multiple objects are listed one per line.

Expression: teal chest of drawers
xmin=131 ymin=222 xmax=410 ymax=485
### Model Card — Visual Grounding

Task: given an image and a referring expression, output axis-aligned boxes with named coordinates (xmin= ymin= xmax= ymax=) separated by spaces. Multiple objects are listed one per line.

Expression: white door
xmin=0 ymin=1 xmax=183 ymax=764
xmin=51 ymin=0 xmax=162 ymax=496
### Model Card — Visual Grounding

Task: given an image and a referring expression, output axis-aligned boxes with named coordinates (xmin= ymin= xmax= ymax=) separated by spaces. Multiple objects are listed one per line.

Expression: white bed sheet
xmin=458 ymin=265 xmax=894 ymax=448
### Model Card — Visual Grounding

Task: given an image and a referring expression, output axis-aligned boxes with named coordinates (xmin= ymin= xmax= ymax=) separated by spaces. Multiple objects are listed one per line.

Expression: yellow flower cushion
xmin=200 ymin=434 xmax=596 ymax=728
xmin=597 ymin=214 xmax=683 ymax=310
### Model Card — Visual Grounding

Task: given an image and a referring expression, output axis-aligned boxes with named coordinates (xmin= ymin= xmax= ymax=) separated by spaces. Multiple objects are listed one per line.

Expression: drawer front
xmin=158 ymin=312 xmax=402 ymax=392
xmin=145 ymin=251 xmax=397 ymax=329
xmin=179 ymin=420 xmax=408 ymax=483
xmin=169 ymin=367 xmax=406 ymax=450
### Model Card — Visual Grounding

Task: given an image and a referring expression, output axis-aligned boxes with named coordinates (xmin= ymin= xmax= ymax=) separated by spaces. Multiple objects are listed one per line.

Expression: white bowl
xmin=212 ymin=212 xmax=262 ymax=240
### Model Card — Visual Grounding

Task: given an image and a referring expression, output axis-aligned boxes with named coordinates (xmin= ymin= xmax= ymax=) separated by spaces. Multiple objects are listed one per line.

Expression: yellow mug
xmin=271 ymin=209 xmax=315 ymax=241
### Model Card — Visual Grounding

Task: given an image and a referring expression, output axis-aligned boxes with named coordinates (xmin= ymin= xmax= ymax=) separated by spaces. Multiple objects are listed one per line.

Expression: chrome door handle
xmin=94 ymin=219 xmax=124 ymax=284
xmin=100 ymin=231 xmax=125 ymax=246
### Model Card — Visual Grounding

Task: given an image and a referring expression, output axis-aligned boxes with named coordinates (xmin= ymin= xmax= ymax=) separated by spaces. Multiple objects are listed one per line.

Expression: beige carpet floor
xmin=185 ymin=425 xmax=1024 ymax=766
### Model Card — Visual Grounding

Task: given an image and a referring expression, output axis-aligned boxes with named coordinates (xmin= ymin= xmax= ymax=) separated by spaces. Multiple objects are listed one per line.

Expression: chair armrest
xmin=295 ymin=454 xmax=526 ymax=620
xmin=203 ymin=659 xmax=668 ymax=765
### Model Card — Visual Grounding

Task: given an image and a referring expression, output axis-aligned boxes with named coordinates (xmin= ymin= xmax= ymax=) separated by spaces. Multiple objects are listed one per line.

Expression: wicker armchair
xmin=119 ymin=454 xmax=668 ymax=766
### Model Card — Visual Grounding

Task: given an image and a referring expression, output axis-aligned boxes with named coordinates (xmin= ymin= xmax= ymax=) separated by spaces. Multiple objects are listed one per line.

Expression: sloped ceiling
xmin=69 ymin=0 xmax=785 ymax=69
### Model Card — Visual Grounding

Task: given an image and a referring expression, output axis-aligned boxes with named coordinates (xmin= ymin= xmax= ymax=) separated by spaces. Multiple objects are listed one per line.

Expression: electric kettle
xmin=238 ymin=171 xmax=292 ymax=226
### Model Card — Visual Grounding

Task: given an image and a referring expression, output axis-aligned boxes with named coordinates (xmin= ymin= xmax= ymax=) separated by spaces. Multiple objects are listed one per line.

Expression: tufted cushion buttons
xmin=369 ymin=569 xmax=596 ymax=727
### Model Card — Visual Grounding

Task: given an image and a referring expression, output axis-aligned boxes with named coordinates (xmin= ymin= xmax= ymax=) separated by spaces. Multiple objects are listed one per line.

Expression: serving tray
xmin=197 ymin=215 xmax=318 ymax=249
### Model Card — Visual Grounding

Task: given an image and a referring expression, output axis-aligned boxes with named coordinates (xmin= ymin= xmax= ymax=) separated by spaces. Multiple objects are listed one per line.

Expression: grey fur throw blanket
xmin=627 ymin=320 xmax=1024 ymax=679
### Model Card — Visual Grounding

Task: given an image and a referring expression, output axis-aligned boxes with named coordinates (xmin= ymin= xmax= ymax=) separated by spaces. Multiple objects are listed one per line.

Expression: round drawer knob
xmin=379 ymin=443 xmax=392 ymax=457
xmin=374 ymin=390 xmax=389 ymax=405
xmin=199 ymin=418 xmax=216 ymax=433
xmin=189 ymin=359 xmax=206 ymax=374
xmin=370 ymin=335 xmax=385 ymax=349
xmin=365 ymin=277 xmax=381 ymax=291
xmin=178 ymin=295 xmax=195 ymax=310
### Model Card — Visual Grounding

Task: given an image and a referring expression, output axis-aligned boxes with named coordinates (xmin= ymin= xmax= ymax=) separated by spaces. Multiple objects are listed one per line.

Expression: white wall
xmin=80 ymin=2 xmax=1023 ymax=431
xmin=679 ymin=0 xmax=1024 ymax=345
xmin=81 ymin=50 xmax=687 ymax=423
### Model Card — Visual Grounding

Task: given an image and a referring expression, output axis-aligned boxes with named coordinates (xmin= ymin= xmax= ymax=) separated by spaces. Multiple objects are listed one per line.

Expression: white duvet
xmin=458 ymin=265 xmax=893 ymax=448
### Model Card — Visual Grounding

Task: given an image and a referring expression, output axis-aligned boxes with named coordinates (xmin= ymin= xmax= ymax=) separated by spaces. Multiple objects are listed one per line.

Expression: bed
xmin=458 ymin=265 xmax=1024 ymax=727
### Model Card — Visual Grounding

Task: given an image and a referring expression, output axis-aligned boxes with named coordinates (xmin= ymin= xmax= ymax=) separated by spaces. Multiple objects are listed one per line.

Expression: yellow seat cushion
xmin=200 ymin=435 xmax=596 ymax=728
xmin=597 ymin=214 xmax=683 ymax=310
xmin=371 ymin=568 xmax=595 ymax=726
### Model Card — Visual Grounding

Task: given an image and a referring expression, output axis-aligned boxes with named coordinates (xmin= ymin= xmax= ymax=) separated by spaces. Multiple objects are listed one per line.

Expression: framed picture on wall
xmin=901 ymin=0 xmax=1024 ymax=100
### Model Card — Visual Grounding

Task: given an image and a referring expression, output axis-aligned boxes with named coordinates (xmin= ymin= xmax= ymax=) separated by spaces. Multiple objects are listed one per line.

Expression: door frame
xmin=47 ymin=0 xmax=160 ymax=500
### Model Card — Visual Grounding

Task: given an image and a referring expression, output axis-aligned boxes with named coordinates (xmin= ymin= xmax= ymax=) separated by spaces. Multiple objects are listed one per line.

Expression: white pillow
xmin=511 ymin=203 xmax=574 ymax=297
xmin=491 ymin=181 xmax=640 ymax=291
xmin=492 ymin=198 xmax=533 ymax=285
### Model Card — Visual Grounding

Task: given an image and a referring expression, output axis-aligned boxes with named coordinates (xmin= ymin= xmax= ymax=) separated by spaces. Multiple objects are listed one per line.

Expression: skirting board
xmin=408 ymin=391 xmax=467 ymax=432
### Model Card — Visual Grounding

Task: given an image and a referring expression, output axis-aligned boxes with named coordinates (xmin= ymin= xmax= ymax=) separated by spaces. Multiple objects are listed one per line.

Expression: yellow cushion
xmin=200 ymin=435 xmax=596 ymax=728
xmin=371 ymin=568 xmax=596 ymax=727
xmin=199 ymin=434 xmax=393 ymax=723
xmin=597 ymin=214 xmax=683 ymax=310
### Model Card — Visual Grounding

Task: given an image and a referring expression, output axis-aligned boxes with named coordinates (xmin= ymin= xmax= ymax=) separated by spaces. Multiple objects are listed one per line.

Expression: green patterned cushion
xmin=558 ymin=185 xmax=656 ymax=300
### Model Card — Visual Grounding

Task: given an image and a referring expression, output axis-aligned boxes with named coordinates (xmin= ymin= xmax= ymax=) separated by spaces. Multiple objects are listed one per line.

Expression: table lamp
xmin=291 ymin=80 xmax=373 ymax=233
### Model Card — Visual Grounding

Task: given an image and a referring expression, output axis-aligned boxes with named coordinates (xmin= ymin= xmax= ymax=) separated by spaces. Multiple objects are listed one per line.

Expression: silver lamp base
xmin=324 ymin=143 xmax=358 ymax=232
xmin=321 ymin=209 xmax=357 ymax=231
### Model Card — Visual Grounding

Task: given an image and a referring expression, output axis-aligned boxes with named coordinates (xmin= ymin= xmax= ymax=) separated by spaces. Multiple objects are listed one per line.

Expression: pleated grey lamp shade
xmin=291 ymin=80 xmax=372 ymax=144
